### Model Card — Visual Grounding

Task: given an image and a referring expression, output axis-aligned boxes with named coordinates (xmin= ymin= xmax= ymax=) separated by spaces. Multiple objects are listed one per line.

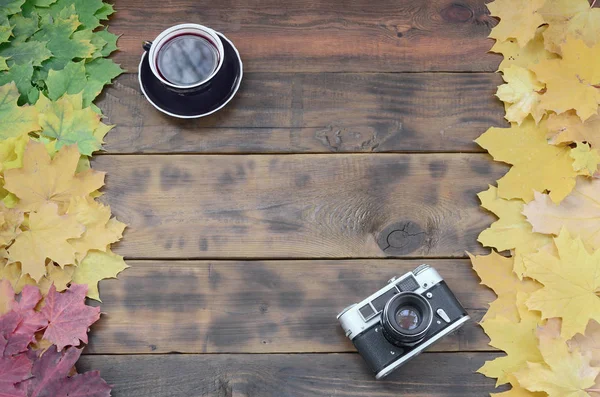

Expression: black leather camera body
xmin=337 ymin=265 xmax=470 ymax=379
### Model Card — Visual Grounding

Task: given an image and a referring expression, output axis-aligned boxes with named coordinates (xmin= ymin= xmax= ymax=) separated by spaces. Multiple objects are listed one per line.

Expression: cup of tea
xmin=139 ymin=23 xmax=243 ymax=119
xmin=144 ymin=23 xmax=225 ymax=93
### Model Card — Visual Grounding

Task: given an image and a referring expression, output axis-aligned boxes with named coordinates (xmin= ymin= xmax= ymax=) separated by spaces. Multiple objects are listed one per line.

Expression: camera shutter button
xmin=436 ymin=308 xmax=451 ymax=323
xmin=387 ymin=276 xmax=398 ymax=284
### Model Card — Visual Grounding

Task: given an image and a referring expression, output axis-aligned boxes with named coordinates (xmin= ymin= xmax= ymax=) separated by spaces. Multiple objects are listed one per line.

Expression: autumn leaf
xmin=0 ymin=202 xmax=23 ymax=247
xmin=34 ymin=93 xmax=106 ymax=156
xmin=17 ymin=345 xmax=111 ymax=397
xmin=523 ymin=177 xmax=600 ymax=251
xmin=74 ymin=250 xmax=128 ymax=301
xmin=0 ymin=279 xmax=12 ymax=315
xmin=0 ymin=262 xmax=35 ymax=296
xmin=470 ymin=251 xmax=540 ymax=322
xmin=570 ymin=320 xmax=600 ymax=369
xmin=0 ymin=133 xmax=27 ymax=172
xmin=570 ymin=142 xmax=600 ymax=176
xmin=0 ymin=341 xmax=31 ymax=396
xmin=477 ymin=186 xmax=552 ymax=278
xmin=496 ymin=65 xmax=545 ymax=125
xmin=547 ymin=111 xmax=600 ymax=147
xmin=531 ymin=36 xmax=600 ymax=122
xmin=479 ymin=293 xmax=544 ymax=386
xmin=488 ymin=0 xmax=545 ymax=46
xmin=523 ymin=229 xmax=600 ymax=339
xmin=31 ymin=13 xmax=94 ymax=71
xmin=491 ymin=386 xmax=545 ymax=397
xmin=539 ymin=0 xmax=600 ymax=54
xmin=3 ymin=141 xmax=105 ymax=212
xmin=0 ymin=82 xmax=39 ymax=140
xmin=475 ymin=120 xmax=577 ymax=203
xmin=67 ymin=196 xmax=125 ymax=262
xmin=36 ymin=263 xmax=74 ymax=295
xmin=515 ymin=330 xmax=600 ymax=397
xmin=7 ymin=202 xmax=83 ymax=281
xmin=41 ymin=284 xmax=100 ymax=351
xmin=0 ymin=40 xmax=52 ymax=67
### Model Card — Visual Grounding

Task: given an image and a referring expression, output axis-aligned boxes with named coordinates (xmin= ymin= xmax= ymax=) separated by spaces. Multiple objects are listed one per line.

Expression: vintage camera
xmin=337 ymin=264 xmax=469 ymax=379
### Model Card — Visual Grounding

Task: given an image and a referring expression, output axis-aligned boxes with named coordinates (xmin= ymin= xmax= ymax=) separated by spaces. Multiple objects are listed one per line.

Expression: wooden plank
xmin=92 ymin=153 xmax=505 ymax=259
xmin=109 ymin=0 xmax=499 ymax=73
xmin=86 ymin=259 xmax=493 ymax=354
xmin=99 ymin=73 xmax=505 ymax=154
xmin=79 ymin=352 xmax=502 ymax=396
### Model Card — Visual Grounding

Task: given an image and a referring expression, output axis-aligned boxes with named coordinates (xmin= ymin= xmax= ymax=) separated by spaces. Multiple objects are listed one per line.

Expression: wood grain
xmin=99 ymin=73 xmax=505 ymax=154
xmin=79 ymin=352 xmax=503 ymax=397
xmin=109 ymin=0 xmax=499 ymax=73
xmin=86 ymin=259 xmax=493 ymax=354
xmin=92 ymin=153 xmax=505 ymax=259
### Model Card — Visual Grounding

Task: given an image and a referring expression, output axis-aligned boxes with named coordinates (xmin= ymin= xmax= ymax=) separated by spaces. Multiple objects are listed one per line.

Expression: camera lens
xmin=395 ymin=306 xmax=421 ymax=331
xmin=381 ymin=292 xmax=433 ymax=346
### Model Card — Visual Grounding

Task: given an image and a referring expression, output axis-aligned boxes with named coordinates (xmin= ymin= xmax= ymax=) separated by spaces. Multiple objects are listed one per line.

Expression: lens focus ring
xmin=381 ymin=292 xmax=433 ymax=346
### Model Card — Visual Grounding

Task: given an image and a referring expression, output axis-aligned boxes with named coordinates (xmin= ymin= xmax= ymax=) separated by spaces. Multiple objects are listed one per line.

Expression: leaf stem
xmin=592 ymin=0 xmax=598 ymax=8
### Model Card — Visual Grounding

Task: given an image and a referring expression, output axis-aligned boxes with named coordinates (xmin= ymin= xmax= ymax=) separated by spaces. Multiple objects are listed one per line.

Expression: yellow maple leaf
xmin=547 ymin=111 xmax=600 ymax=147
xmin=37 ymin=263 xmax=75 ymax=295
xmin=539 ymin=0 xmax=600 ymax=54
xmin=66 ymin=196 xmax=126 ymax=262
xmin=532 ymin=37 xmax=600 ymax=122
xmin=515 ymin=330 xmax=600 ymax=397
xmin=491 ymin=27 xmax=559 ymax=72
xmin=479 ymin=293 xmax=544 ymax=387
xmin=523 ymin=178 xmax=600 ymax=251
xmin=6 ymin=202 xmax=83 ymax=282
xmin=0 ymin=279 xmax=13 ymax=315
xmin=523 ymin=229 xmax=600 ymax=339
xmin=477 ymin=185 xmax=552 ymax=278
xmin=470 ymin=251 xmax=540 ymax=322
xmin=492 ymin=386 xmax=546 ymax=397
xmin=570 ymin=142 xmax=600 ymax=176
xmin=570 ymin=320 xmax=600 ymax=369
xmin=0 ymin=203 xmax=23 ymax=247
xmin=0 ymin=83 xmax=40 ymax=140
xmin=488 ymin=0 xmax=546 ymax=47
xmin=3 ymin=140 xmax=105 ymax=213
xmin=475 ymin=120 xmax=577 ymax=203
xmin=496 ymin=65 xmax=546 ymax=125
xmin=73 ymin=250 xmax=129 ymax=301
xmin=0 ymin=260 xmax=36 ymax=294
xmin=0 ymin=134 xmax=28 ymax=172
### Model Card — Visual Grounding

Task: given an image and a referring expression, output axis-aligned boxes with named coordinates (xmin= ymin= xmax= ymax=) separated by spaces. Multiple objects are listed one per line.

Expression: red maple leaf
xmin=41 ymin=285 xmax=100 ymax=351
xmin=0 ymin=335 xmax=30 ymax=397
xmin=16 ymin=346 xmax=110 ymax=397
xmin=0 ymin=286 xmax=47 ymax=357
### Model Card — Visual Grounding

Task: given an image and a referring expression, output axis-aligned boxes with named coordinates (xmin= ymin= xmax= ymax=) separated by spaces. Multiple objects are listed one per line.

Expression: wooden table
xmin=81 ymin=0 xmax=507 ymax=395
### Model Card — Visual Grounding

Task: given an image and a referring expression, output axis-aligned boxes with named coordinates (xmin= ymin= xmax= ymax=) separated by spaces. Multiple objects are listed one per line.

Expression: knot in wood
xmin=377 ymin=221 xmax=426 ymax=255
xmin=440 ymin=3 xmax=474 ymax=23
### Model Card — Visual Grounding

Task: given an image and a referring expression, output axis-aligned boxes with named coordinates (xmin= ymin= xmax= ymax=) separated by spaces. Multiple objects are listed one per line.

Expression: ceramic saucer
xmin=139 ymin=32 xmax=243 ymax=119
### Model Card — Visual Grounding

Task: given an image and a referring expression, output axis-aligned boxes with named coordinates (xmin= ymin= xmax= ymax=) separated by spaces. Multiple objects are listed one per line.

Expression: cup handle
xmin=143 ymin=41 xmax=152 ymax=52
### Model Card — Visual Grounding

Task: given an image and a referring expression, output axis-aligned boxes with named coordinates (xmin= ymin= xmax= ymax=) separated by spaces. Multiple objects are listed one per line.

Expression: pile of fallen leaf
xmin=471 ymin=0 xmax=600 ymax=396
xmin=0 ymin=1 xmax=125 ymax=395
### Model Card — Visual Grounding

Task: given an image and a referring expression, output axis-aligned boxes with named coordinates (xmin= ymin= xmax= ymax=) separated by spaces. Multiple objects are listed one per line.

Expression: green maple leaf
xmin=72 ymin=29 xmax=107 ymax=59
xmin=0 ymin=39 xmax=52 ymax=66
xmin=45 ymin=60 xmax=86 ymax=100
xmin=32 ymin=13 xmax=94 ymax=70
xmin=0 ymin=82 xmax=40 ymax=139
xmin=94 ymin=2 xmax=114 ymax=21
xmin=35 ymin=92 xmax=104 ymax=155
xmin=43 ymin=0 xmax=104 ymax=29
xmin=9 ymin=12 xmax=39 ymax=41
xmin=95 ymin=28 xmax=118 ymax=57
xmin=82 ymin=58 xmax=123 ymax=106
xmin=0 ymin=56 xmax=8 ymax=70
xmin=0 ymin=16 xmax=12 ymax=43
xmin=0 ymin=60 xmax=33 ymax=102
xmin=0 ymin=0 xmax=25 ymax=16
